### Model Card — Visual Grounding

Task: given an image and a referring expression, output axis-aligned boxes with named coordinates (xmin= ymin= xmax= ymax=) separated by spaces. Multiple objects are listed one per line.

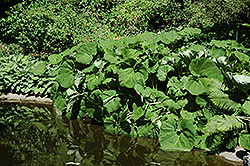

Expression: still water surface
xmin=0 ymin=104 xmax=241 ymax=166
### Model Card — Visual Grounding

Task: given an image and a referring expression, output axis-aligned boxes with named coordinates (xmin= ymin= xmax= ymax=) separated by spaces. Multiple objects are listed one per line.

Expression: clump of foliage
xmin=0 ymin=52 xmax=56 ymax=96
xmin=1 ymin=0 xmax=250 ymax=55
xmin=0 ymin=0 xmax=24 ymax=18
xmin=49 ymin=27 xmax=250 ymax=152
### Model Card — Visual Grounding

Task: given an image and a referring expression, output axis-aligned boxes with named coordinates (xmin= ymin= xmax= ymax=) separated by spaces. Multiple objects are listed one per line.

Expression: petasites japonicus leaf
xmin=159 ymin=116 xmax=196 ymax=151
xmin=118 ymin=67 xmax=148 ymax=88
xmin=56 ymin=60 xmax=75 ymax=88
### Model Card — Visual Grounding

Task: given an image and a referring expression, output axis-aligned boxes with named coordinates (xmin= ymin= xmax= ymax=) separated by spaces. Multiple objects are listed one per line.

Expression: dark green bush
xmin=0 ymin=0 xmax=111 ymax=55
xmin=186 ymin=0 xmax=250 ymax=27
xmin=105 ymin=0 xmax=186 ymax=35
xmin=1 ymin=0 xmax=249 ymax=55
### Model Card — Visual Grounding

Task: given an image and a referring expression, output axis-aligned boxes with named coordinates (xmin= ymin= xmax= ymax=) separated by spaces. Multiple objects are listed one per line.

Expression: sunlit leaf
xmin=159 ymin=118 xmax=196 ymax=151
xmin=76 ymin=52 xmax=93 ymax=65
xmin=118 ymin=67 xmax=148 ymax=88
xmin=56 ymin=60 xmax=75 ymax=88
xmin=189 ymin=58 xmax=223 ymax=82
xmin=160 ymin=31 xmax=181 ymax=44
xmin=130 ymin=103 xmax=144 ymax=122
xmin=32 ymin=61 xmax=47 ymax=75
xmin=156 ymin=65 xmax=174 ymax=81
xmin=48 ymin=54 xmax=63 ymax=64
xmin=86 ymin=71 xmax=104 ymax=90
xmin=239 ymin=132 xmax=250 ymax=150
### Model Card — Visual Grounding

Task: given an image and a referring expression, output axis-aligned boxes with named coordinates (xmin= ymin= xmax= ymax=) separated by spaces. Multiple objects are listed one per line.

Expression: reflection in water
xmin=0 ymin=105 xmax=239 ymax=165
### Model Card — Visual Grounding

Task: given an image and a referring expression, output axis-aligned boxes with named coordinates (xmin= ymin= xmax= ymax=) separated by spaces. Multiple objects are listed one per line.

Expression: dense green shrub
xmin=106 ymin=0 xmax=186 ymax=35
xmin=1 ymin=0 xmax=250 ymax=55
xmin=0 ymin=0 xmax=186 ymax=55
xmin=186 ymin=0 xmax=250 ymax=26
xmin=0 ymin=0 xmax=111 ymax=54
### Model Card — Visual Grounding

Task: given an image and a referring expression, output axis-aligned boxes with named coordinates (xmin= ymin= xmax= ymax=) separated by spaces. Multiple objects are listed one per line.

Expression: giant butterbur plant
xmin=50 ymin=27 xmax=250 ymax=152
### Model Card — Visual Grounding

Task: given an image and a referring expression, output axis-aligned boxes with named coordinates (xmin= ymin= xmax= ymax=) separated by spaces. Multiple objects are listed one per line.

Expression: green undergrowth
xmin=1 ymin=27 xmax=250 ymax=153
xmin=0 ymin=52 xmax=56 ymax=96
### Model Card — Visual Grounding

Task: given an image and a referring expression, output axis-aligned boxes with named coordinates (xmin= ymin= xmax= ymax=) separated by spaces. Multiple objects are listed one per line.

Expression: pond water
xmin=0 ymin=103 xmax=241 ymax=166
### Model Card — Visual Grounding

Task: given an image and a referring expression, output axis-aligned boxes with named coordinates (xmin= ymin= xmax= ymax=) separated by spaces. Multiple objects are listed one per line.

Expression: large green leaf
xmin=210 ymin=40 xmax=233 ymax=49
xmin=185 ymin=76 xmax=207 ymax=95
xmin=101 ymin=90 xmax=121 ymax=113
xmin=86 ymin=71 xmax=104 ymax=90
xmin=130 ymin=103 xmax=144 ymax=122
xmin=138 ymin=31 xmax=159 ymax=44
xmin=105 ymin=97 xmax=121 ymax=114
xmin=179 ymin=28 xmax=201 ymax=36
xmin=209 ymin=48 xmax=226 ymax=58
xmin=209 ymin=90 xmax=242 ymax=112
xmin=242 ymin=100 xmax=250 ymax=116
xmin=77 ymin=42 xmax=97 ymax=55
xmin=116 ymin=48 xmax=138 ymax=59
xmin=118 ymin=67 xmax=148 ymax=88
xmin=185 ymin=58 xmax=224 ymax=95
xmin=32 ymin=61 xmax=47 ymax=75
xmin=121 ymin=35 xmax=141 ymax=47
xmin=134 ymin=84 xmax=152 ymax=98
xmin=104 ymin=49 xmax=119 ymax=64
xmin=54 ymin=95 xmax=66 ymax=113
xmin=56 ymin=60 xmax=75 ymax=88
xmin=76 ymin=52 xmax=93 ymax=65
xmin=205 ymin=115 xmax=244 ymax=134
xmin=160 ymin=31 xmax=181 ymax=44
xmin=159 ymin=118 xmax=196 ymax=151
xmin=232 ymin=51 xmax=250 ymax=63
xmin=48 ymin=54 xmax=63 ymax=64
xmin=75 ymin=42 xmax=97 ymax=65
xmin=189 ymin=58 xmax=223 ymax=82
xmin=239 ymin=132 xmax=250 ymax=150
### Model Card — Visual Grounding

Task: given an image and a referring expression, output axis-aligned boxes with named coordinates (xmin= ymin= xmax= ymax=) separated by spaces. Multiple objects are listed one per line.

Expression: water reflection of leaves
xmin=67 ymin=119 xmax=231 ymax=166
xmin=155 ymin=150 xmax=224 ymax=166
xmin=0 ymin=105 xmax=71 ymax=165
xmin=0 ymin=106 xmax=232 ymax=165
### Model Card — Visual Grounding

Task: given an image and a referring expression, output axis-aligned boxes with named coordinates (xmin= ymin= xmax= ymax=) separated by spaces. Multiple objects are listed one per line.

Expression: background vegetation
xmin=1 ymin=0 xmax=249 ymax=55
xmin=0 ymin=0 xmax=250 ymax=153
